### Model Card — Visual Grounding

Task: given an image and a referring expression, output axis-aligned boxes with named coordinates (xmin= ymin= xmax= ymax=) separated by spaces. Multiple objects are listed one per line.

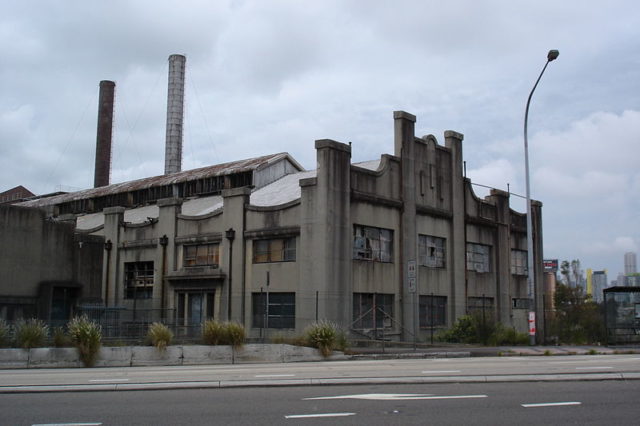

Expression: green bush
xmin=52 ymin=327 xmax=72 ymax=347
xmin=68 ymin=316 xmax=102 ymax=367
xmin=0 ymin=319 xmax=11 ymax=347
xmin=202 ymin=320 xmax=245 ymax=347
xmin=147 ymin=322 xmax=173 ymax=350
xmin=436 ymin=314 xmax=529 ymax=346
xmin=489 ymin=325 xmax=529 ymax=346
xmin=15 ymin=319 xmax=48 ymax=349
xmin=304 ymin=320 xmax=338 ymax=357
xmin=435 ymin=315 xmax=476 ymax=343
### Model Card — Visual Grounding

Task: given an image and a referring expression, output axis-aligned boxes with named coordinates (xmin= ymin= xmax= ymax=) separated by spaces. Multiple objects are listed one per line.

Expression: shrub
xmin=202 ymin=321 xmax=245 ymax=347
xmin=68 ymin=316 xmax=102 ymax=367
xmin=52 ymin=327 xmax=72 ymax=347
xmin=223 ymin=322 xmax=245 ymax=347
xmin=490 ymin=325 xmax=529 ymax=346
xmin=147 ymin=322 xmax=173 ymax=351
xmin=15 ymin=319 xmax=48 ymax=349
xmin=305 ymin=321 xmax=338 ymax=357
xmin=437 ymin=315 xmax=529 ymax=346
xmin=202 ymin=320 xmax=225 ymax=345
xmin=436 ymin=315 xmax=476 ymax=343
xmin=0 ymin=319 xmax=11 ymax=347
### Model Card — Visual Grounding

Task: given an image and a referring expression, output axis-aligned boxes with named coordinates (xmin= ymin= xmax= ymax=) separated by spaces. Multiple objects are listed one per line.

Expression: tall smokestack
xmin=164 ymin=54 xmax=186 ymax=175
xmin=94 ymin=80 xmax=115 ymax=188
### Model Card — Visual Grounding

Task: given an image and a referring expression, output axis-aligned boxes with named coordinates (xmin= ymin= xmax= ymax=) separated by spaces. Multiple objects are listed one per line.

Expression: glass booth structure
xmin=604 ymin=287 xmax=640 ymax=344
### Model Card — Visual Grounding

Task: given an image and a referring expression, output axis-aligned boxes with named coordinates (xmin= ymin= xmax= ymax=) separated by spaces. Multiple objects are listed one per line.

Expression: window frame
xmin=352 ymin=293 xmax=395 ymax=329
xmin=252 ymin=292 xmax=296 ymax=329
xmin=252 ymin=237 xmax=296 ymax=263
xmin=419 ymin=295 xmax=447 ymax=327
xmin=124 ymin=261 xmax=154 ymax=299
xmin=418 ymin=235 xmax=446 ymax=268
xmin=510 ymin=249 xmax=528 ymax=276
xmin=466 ymin=243 xmax=491 ymax=273
xmin=353 ymin=225 xmax=394 ymax=263
xmin=183 ymin=243 xmax=220 ymax=268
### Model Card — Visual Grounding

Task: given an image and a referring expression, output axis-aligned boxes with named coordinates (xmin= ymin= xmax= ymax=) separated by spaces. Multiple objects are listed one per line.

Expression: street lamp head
xmin=547 ymin=50 xmax=559 ymax=62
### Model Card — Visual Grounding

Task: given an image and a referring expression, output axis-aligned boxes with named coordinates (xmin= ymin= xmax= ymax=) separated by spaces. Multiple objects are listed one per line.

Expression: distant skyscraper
xmin=591 ymin=270 xmax=607 ymax=303
xmin=624 ymin=252 xmax=637 ymax=275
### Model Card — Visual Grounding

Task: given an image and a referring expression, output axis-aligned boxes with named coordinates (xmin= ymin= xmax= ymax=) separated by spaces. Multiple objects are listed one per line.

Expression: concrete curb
xmin=2 ymin=372 xmax=639 ymax=394
xmin=0 ymin=344 xmax=349 ymax=369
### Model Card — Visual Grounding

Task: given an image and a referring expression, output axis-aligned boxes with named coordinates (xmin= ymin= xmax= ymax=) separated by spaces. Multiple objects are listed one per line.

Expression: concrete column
xmin=94 ymin=81 xmax=115 ymax=188
xmin=156 ymin=198 xmax=182 ymax=312
xmin=299 ymin=140 xmax=352 ymax=331
xmin=102 ymin=207 xmax=124 ymax=306
xmin=164 ymin=54 xmax=186 ymax=175
xmin=445 ymin=130 xmax=466 ymax=322
xmin=222 ymin=187 xmax=250 ymax=323
xmin=395 ymin=111 xmax=418 ymax=341
xmin=488 ymin=189 xmax=511 ymax=325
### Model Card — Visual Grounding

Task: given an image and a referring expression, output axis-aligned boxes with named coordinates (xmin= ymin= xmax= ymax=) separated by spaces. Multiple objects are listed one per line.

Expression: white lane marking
xmin=89 ymin=379 xmax=130 ymax=382
xmin=421 ymin=370 xmax=461 ymax=374
xmin=304 ymin=393 xmax=486 ymax=401
xmin=522 ymin=402 xmax=581 ymax=408
xmin=285 ymin=413 xmax=356 ymax=419
xmin=33 ymin=423 xmax=103 ymax=426
xmin=575 ymin=366 xmax=613 ymax=370
xmin=254 ymin=374 xmax=295 ymax=378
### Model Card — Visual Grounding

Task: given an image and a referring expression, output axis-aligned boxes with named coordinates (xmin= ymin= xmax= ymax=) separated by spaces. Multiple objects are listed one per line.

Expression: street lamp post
xmin=524 ymin=49 xmax=559 ymax=345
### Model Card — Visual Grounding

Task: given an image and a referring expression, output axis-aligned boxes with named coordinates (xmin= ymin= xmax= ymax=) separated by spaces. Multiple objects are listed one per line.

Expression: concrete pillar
xmin=445 ymin=130 xmax=466 ymax=322
xmin=299 ymin=140 xmax=352 ymax=331
xmin=488 ymin=189 xmax=511 ymax=325
xmin=102 ymin=207 xmax=124 ymax=306
xmin=94 ymin=80 xmax=115 ymax=188
xmin=221 ymin=187 xmax=250 ymax=323
xmin=394 ymin=111 xmax=418 ymax=341
xmin=164 ymin=54 xmax=186 ymax=175
xmin=156 ymin=198 xmax=182 ymax=312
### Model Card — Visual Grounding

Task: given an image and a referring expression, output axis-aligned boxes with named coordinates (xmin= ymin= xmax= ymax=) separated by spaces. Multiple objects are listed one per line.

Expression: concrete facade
xmin=11 ymin=111 xmax=544 ymax=342
xmin=84 ymin=111 xmax=543 ymax=341
xmin=0 ymin=204 xmax=104 ymax=321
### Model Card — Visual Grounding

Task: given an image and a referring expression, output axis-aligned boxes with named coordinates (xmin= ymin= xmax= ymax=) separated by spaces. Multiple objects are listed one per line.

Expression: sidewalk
xmin=347 ymin=343 xmax=640 ymax=359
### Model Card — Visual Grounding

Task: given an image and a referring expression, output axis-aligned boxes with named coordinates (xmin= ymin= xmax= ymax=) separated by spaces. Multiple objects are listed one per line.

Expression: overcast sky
xmin=1 ymin=0 xmax=639 ymax=281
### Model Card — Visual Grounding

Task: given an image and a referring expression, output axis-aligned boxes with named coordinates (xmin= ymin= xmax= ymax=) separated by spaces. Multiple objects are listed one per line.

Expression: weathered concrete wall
xmin=0 ymin=204 xmax=103 ymax=319
xmin=0 ymin=344 xmax=345 ymax=369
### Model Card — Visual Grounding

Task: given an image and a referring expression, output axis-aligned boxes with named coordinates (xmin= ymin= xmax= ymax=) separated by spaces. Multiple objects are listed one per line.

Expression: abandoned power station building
xmin=14 ymin=111 xmax=543 ymax=341
xmin=3 ymin=55 xmax=544 ymax=342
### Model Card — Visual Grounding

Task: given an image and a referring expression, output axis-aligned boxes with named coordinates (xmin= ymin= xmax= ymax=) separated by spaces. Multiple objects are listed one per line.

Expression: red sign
xmin=528 ymin=311 xmax=536 ymax=336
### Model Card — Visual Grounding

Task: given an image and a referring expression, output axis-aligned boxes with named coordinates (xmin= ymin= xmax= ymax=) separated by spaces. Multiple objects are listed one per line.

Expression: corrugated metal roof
xmin=20 ymin=152 xmax=301 ymax=208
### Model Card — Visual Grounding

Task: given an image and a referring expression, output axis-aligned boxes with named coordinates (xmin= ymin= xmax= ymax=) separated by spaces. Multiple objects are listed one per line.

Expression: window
xmin=466 ymin=243 xmax=491 ymax=273
xmin=184 ymin=243 xmax=220 ymax=267
xmin=419 ymin=235 xmax=446 ymax=268
xmin=124 ymin=261 xmax=154 ymax=299
xmin=511 ymin=249 xmax=527 ymax=275
xmin=352 ymin=293 xmax=394 ymax=329
xmin=253 ymin=238 xmax=296 ymax=263
xmin=252 ymin=292 xmax=295 ymax=329
xmin=419 ymin=295 xmax=447 ymax=327
xmin=512 ymin=298 xmax=531 ymax=309
xmin=467 ymin=296 xmax=495 ymax=314
xmin=353 ymin=225 xmax=393 ymax=262
xmin=176 ymin=291 xmax=215 ymax=325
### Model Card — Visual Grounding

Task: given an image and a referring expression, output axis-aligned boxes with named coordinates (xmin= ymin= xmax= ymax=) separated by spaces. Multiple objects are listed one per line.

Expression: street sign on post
xmin=408 ymin=277 xmax=416 ymax=293
xmin=528 ymin=311 xmax=536 ymax=336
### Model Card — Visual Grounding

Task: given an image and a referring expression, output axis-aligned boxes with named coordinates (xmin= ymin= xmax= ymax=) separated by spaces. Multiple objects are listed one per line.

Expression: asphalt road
xmin=1 ymin=354 xmax=639 ymax=391
xmin=1 ymin=381 xmax=638 ymax=425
